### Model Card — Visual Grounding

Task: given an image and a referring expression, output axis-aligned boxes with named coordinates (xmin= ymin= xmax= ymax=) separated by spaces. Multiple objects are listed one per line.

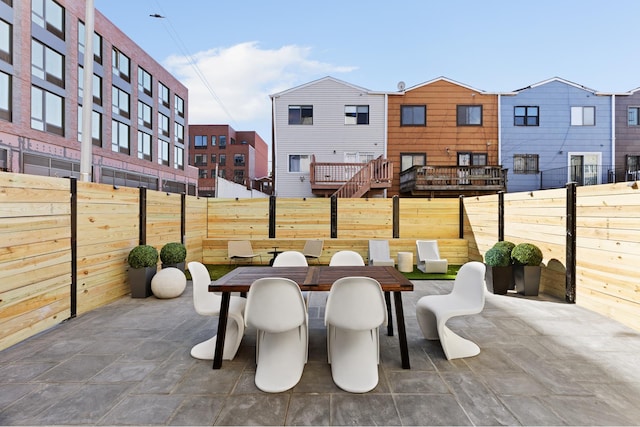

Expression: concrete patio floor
xmin=1 ymin=279 xmax=640 ymax=426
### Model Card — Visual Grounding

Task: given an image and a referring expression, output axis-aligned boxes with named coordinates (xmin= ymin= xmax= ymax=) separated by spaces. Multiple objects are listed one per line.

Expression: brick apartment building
xmin=0 ymin=0 xmax=198 ymax=194
xmin=188 ymin=124 xmax=269 ymax=197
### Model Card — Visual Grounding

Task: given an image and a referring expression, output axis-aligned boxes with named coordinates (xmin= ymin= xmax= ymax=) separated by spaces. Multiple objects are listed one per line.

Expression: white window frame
xmin=288 ymin=154 xmax=311 ymax=173
xmin=570 ymin=106 xmax=595 ymax=126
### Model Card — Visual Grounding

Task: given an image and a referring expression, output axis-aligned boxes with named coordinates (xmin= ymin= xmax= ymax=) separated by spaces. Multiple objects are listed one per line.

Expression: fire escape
xmin=309 ymin=155 xmax=393 ymax=198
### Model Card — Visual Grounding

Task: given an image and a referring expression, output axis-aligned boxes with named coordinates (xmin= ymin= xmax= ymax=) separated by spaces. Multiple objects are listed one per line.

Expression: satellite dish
xmin=397 ymin=81 xmax=406 ymax=91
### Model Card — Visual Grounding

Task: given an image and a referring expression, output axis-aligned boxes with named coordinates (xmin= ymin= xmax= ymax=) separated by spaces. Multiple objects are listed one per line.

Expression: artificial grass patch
xmin=193 ymin=263 xmax=460 ymax=281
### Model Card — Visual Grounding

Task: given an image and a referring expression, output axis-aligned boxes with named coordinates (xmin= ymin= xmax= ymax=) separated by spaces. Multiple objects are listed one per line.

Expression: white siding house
xmin=270 ymin=76 xmax=388 ymax=197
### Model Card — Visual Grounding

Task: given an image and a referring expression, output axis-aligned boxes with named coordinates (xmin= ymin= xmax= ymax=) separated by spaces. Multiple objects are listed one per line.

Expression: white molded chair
xmin=187 ymin=261 xmax=246 ymax=360
xmin=245 ymin=277 xmax=308 ymax=393
xmin=302 ymin=239 xmax=323 ymax=264
xmin=329 ymin=250 xmax=365 ymax=266
xmin=368 ymin=240 xmax=395 ymax=266
xmin=228 ymin=240 xmax=262 ymax=264
xmin=272 ymin=251 xmax=308 ymax=267
xmin=325 ymin=276 xmax=387 ymax=393
xmin=415 ymin=261 xmax=486 ymax=360
xmin=416 ymin=240 xmax=449 ymax=273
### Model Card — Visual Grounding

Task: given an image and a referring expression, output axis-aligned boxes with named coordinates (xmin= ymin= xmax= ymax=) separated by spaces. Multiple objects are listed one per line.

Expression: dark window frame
xmin=400 ymin=105 xmax=426 ymax=126
xmin=514 ymin=106 xmax=539 ymax=126
xmin=457 ymin=105 xmax=483 ymax=126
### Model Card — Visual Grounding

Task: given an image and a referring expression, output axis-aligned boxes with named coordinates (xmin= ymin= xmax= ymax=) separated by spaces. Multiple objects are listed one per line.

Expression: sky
xmin=95 ymin=0 xmax=640 ymax=147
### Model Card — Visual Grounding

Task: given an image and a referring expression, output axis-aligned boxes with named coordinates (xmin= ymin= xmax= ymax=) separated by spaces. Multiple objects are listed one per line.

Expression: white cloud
xmin=163 ymin=41 xmax=356 ymax=142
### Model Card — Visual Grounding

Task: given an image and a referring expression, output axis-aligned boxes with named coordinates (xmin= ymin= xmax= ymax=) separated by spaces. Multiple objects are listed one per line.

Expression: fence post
xmin=458 ymin=195 xmax=464 ymax=239
xmin=331 ymin=195 xmax=338 ymax=238
xmin=393 ymin=195 xmax=399 ymax=238
xmin=269 ymin=196 xmax=276 ymax=238
xmin=69 ymin=177 xmax=77 ymax=318
xmin=566 ymin=182 xmax=577 ymax=303
xmin=139 ymin=187 xmax=147 ymax=245
xmin=498 ymin=191 xmax=505 ymax=242
xmin=181 ymin=193 xmax=186 ymax=245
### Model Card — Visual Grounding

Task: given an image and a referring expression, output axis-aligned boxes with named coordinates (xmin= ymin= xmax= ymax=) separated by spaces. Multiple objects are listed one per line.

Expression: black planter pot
xmin=485 ymin=265 xmax=513 ymax=295
xmin=513 ymin=265 xmax=541 ymax=296
xmin=128 ymin=266 xmax=157 ymax=298
xmin=161 ymin=261 xmax=185 ymax=272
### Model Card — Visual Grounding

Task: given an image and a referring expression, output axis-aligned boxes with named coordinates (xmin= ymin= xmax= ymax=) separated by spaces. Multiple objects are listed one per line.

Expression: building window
xmin=288 ymin=154 xmax=310 ymax=173
xmin=159 ymin=82 xmax=170 ymax=108
xmin=111 ymin=120 xmax=130 ymax=154
xmin=137 ymin=101 xmax=152 ymax=129
xmin=138 ymin=67 xmax=152 ymax=97
xmin=194 ymin=135 xmax=207 ymax=148
xmin=400 ymin=153 xmax=426 ymax=172
xmin=628 ymin=107 xmax=640 ymax=126
xmin=0 ymin=19 xmax=11 ymax=64
xmin=32 ymin=0 xmax=64 ymax=40
xmin=210 ymin=154 xmax=216 ymax=164
xmin=78 ymin=21 xmax=102 ymax=63
xmin=211 ymin=135 xmax=217 ymax=146
xmin=158 ymin=113 xmax=169 ymax=137
xmin=345 ymin=105 xmax=369 ymax=125
xmin=571 ymin=106 xmax=595 ymax=126
xmin=77 ymin=108 xmax=102 ymax=145
xmin=174 ymin=122 xmax=184 ymax=144
xmin=0 ymin=71 xmax=11 ymax=122
xmin=174 ymin=145 xmax=184 ymax=170
xmin=194 ymin=154 xmax=207 ymax=166
xmin=31 ymin=39 xmax=64 ymax=88
xmin=175 ymin=95 xmax=184 ymax=118
xmin=513 ymin=154 xmax=539 ymax=174
xmin=230 ymin=137 xmax=236 ymax=145
xmin=234 ymin=170 xmax=244 ymax=184
xmin=158 ymin=140 xmax=170 ymax=166
xmin=79 ymin=67 xmax=102 ymax=105
xmin=219 ymin=154 xmax=226 ymax=166
xmin=137 ymin=131 xmax=152 ymax=161
xmin=112 ymin=48 xmax=130 ymax=82
xmin=401 ymin=105 xmax=426 ymax=126
xmin=457 ymin=105 xmax=482 ymax=126
xmin=234 ymin=154 xmax=245 ymax=166
xmin=626 ymin=155 xmax=640 ymax=176
xmin=514 ymin=106 xmax=539 ymax=126
xmin=219 ymin=135 xmax=226 ymax=149
xmin=31 ymin=86 xmax=63 ymax=136
xmin=198 ymin=169 xmax=207 ymax=179
xmin=288 ymin=105 xmax=313 ymax=125
xmin=112 ymin=86 xmax=130 ymax=118
xmin=219 ymin=169 xmax=226 ymax=179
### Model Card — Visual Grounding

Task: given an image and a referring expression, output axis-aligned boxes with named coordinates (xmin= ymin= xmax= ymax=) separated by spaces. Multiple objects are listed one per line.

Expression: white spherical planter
xmin=151 ymin=267 xmax=186 ymax=299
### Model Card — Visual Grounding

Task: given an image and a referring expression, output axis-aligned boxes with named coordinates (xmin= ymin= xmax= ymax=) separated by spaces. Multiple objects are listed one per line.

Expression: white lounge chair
xmin=368 ymin=239 xmax=395 ymax=266
xmin=187 ymin=261 xmax=246 ymax=360
xmin=228 ymin=240 xmax=262 ymax=265
xmin=416 ymin=240 xmax=448 ymax=273
xmin=325 ymin=276 xmax=387 ymax=393
xmin=415 ymin=261 xmax=486 ymax=360
xmin=244 ymin=277 xmax=308 ymax=393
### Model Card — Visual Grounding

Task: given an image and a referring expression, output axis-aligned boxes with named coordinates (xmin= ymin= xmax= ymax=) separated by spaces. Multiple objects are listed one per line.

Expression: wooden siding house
xmin=388 ymin=77 xmax=505 ymax=198
xmin=500 ymin=77 xmax=614 ymax=192
xmin=613 ymin=87 xmax=640 ymax=181
xmin=270 ymin=76 xmax=391 ymax=198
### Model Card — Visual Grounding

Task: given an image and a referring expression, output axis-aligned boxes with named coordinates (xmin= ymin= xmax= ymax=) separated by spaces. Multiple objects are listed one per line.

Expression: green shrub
xmin=127 ymin=245 xmax=158 ymax=269
xmin=484 ymin=246 xmax=512 ymax=267
xmin=511 ymin=243 xmax=543 ymax=266
xmin=160 ymin=242 xmax=187 ymax=264
xmin=493 ymin=240 xmax=515 ymax=254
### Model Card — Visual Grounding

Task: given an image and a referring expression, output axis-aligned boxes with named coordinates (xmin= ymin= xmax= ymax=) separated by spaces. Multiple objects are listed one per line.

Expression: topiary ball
xmin=511 ymin=243 xmax=543 ymax=266
xmin=484 ymin=246 xmax=512 ymax=267
xmin=160 ymin=242 xmax=187 ymax=265
xmin=493 ymin=240 xmax=516 ymax=254
xmin=128 ymin=245 xmax=159 ymax=269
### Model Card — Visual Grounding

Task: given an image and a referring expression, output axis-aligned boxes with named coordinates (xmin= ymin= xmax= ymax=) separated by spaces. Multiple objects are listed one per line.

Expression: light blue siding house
xmin=500 ymin=78 xmax=613 ymax=192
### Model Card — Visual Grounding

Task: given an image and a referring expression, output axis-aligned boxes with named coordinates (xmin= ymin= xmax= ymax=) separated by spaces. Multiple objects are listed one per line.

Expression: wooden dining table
xmin=208 ymin=265 xmax=414 ymax=370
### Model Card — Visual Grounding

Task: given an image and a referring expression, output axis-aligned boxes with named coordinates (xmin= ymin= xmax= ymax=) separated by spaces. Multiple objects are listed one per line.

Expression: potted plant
xmin=511 ymin=242 xmax=543 ymax=296
xmin=484 ymin=242 xmax=514 ymax=295
xmin=127 ymin=245 xmax=158 ymax=298
xmin=160 ymin=242 xmax=187 ymax=271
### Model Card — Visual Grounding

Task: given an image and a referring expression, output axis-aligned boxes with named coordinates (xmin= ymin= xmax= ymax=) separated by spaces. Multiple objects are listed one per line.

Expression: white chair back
xmin=187 ymin=261 xmax=221 ymax=315
xmin=368 ymin=240 xmax=394 ymax=265
xmin=272 ymin=251 xmax=308 ymax=267
xmin=228 ymin=240 xmax=254 ymax=257
xmin=245 ymin=277 xmax=306 ymax=333
xmin=416 ymin=240 xmax=441 ymax=260
xmin=450 ymin=261 xmax=486 ymax=309
xmin=329 ymin=250 xmax=365 ymax=266
xmin=325 ymin=276 xmax=387 ymax=330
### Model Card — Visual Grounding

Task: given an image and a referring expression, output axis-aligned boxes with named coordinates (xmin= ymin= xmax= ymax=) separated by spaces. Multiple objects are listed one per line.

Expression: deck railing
xmin=400 ymin=165 xmax=507 ymax=193
xmin=310 ymin=155 xmax=392 ymax=196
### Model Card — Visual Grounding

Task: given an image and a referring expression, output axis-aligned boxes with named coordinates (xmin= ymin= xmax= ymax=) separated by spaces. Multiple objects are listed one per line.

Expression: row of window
xmin=194 ymin=153 xmax=245 ymax=167
xmin=285 ymin=104 xmax=637 ymax=127
xmin=198 ymin=168 xmax=245 ymax=182
xmin=193 ymin=135 xmax=233 ymax=148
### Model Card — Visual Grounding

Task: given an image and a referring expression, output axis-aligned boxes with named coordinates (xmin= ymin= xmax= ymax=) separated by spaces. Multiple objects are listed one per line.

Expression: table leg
xmin=384 ymin=291 xmax=394 ymax=336
xmin=393 ymin=291 xmax=411 ymax=369
xmin=212 ymin=292 xmax=230 ymax=369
